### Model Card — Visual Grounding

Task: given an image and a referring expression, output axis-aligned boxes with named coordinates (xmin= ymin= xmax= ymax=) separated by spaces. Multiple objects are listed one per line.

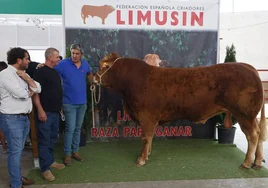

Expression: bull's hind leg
xmin=239 ymin=119 xmax=260 ymax=169
xmin=253 ymin=140 xmax=264 ymax=169
xmin=252 ymin=119 xmax=265 ymax=169
xmin=136 ymin=120 xmax=157 ymax=167
xmin=253 ymin=105 xmax=267 ymax=169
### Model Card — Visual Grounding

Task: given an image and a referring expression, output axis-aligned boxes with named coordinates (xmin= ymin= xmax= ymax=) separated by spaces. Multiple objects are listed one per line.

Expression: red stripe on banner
xmin=257 ymin=69 xmax=268 ymax=71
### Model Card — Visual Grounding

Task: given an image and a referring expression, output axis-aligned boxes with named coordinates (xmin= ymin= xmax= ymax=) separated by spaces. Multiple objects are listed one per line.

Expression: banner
xmin=63 ymin=0 xmax=219 ymax=140
xmin=64 ymin=0 xmax=219 ymax=31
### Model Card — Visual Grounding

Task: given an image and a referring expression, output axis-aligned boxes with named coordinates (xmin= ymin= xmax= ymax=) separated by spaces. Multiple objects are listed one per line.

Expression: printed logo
xmin=81 ymin=4 xmax=115 ymax=24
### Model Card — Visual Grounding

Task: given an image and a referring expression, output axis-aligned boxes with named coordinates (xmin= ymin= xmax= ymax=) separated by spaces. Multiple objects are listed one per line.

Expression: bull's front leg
xmin=136 ymin=121 xmax=156 ymax=167
xmin=81 ymin=14 xmax=86 ymax=24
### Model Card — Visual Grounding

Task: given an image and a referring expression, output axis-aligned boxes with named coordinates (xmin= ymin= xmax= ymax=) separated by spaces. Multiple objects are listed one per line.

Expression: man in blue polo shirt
xmin=55 ymin=44 xmax=93 ymax=166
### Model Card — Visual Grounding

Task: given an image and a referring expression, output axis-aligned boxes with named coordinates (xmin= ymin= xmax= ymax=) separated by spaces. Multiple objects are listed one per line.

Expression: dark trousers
xmin=37 ymin=112 xmax=59 ymax=172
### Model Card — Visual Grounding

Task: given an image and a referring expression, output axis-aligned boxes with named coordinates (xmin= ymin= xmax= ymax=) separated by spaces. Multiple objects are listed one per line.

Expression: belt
xmin=0 ymin=113 xmax=29 ymax=116
xmin=18 ymin=113 xmax=29 ymax=116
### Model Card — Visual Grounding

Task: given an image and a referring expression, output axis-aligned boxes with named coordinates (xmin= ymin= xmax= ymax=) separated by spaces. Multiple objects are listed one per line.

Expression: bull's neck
xmin=109 ymin=59 xmax=150 ymax=94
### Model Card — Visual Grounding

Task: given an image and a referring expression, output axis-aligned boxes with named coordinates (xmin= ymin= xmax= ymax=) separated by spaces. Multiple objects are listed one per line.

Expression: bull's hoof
xmin=240 ymin=164 xmax=250 ymax=169
xmin=136 ymin=158 xmax=146 ymax=167
xmin=262 ymin=159 xmax=266 ymax=163
xmin=251 ymin=163 xmax=262 ymax=170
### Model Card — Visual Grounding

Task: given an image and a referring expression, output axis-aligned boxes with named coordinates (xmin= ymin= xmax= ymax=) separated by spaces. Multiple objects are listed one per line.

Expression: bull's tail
xmin=259 ymin=103 xmax=268 ymax=141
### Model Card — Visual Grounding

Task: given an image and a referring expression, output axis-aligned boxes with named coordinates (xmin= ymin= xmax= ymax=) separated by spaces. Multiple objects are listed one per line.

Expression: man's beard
xmin=19 ymin=64 xmax=28 ymax=70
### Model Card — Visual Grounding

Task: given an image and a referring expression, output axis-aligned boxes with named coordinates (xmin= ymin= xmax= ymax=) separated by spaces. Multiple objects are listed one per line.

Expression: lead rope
xmin=89 ymin=57 xmax=121 ymax=128
xmin=90 ymin=84 xmax=101 ymax=128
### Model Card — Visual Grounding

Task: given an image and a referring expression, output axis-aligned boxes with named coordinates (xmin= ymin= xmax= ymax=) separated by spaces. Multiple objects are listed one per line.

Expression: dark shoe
xmin=72 ymin=152 xmax=84 ymax=161
xmin=64 ymin=155 xmax=72 ymax=166
xmin=9 ymin=185 xmax=24 ymax=188
xmin=22 ymin=176 xmax=35 ymax=185
xmin=9 ymin=184 xmax=24 ymax=188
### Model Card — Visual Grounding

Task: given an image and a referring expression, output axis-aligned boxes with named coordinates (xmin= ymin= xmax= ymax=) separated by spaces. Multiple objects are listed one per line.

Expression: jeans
xmin=0 ymin=114 xmax=30 ymax=188
xmin=63 ymin=104 xmax=87 ymax=155
xmin=37 ymin=112 xmax=59 ymax=172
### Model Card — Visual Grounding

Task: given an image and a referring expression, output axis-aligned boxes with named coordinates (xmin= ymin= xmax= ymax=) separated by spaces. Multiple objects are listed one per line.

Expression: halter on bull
xmin=93 ymin=53 xmax=267 ymax=169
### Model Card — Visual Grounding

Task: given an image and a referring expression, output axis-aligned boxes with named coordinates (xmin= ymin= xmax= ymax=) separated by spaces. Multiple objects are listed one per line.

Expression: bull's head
xmin=104 ymin=5 xmax=115 ymax=14
xmin=93 ymin=52 xmax=121 ymax=87
xmin=143 ymin=54 xmax=162 ymax=67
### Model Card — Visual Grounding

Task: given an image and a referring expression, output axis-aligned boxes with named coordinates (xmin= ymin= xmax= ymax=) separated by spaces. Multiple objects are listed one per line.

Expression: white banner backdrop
xmin=64 ymin=0 xmax=219 ymax=31
xmin=63 ymin=0 xmax=220 ymax=140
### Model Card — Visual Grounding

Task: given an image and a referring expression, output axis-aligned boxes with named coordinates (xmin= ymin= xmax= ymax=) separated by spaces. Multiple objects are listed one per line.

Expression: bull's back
xmin=135 ymin=63 xmax=263 ymax=121
xmin=151 ymin=63 xmax=262 ymax=100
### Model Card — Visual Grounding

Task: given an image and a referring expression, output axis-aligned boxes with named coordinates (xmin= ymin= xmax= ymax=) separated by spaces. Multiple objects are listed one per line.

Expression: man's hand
xmin=17 ymin=71 xmax=40 ymax=93
xmin=28 ymin=89 xmax=34 ymax=97
xmin=16 ymin=70 xmax=31 ymax=81
xmin=38 ymin=109 xmax=47 ymax=122
xmin=36 ymin=63 xmax=44 ymax=69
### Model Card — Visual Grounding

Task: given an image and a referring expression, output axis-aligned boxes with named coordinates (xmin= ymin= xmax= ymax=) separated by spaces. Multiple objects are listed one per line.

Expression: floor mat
xmin=27 ymin=139 xmax=268 ymax=184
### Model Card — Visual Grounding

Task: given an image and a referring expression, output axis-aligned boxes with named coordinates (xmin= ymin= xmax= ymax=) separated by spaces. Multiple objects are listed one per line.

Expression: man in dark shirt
xmin=26 ymin=61 xmax=39 ymax=78
xmin=32 ymin=48 xmax=65 ymax=182
xmin=25 ymin=52 xmax=41 ymax=78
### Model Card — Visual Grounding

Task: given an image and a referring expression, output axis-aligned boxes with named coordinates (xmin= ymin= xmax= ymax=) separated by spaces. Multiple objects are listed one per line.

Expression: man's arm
xmin=32 ymin=94 xmax=47 ymax=122
xmin=17 ymin=70 xmax=41 ymax=93
xmin=0 ymin=74 xmax=31 ymax=99
xmin=87 ymin=72 xmax=93 ymax=85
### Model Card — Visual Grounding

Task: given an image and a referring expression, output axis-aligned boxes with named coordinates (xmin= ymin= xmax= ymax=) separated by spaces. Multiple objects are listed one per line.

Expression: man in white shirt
xmin=0 ymin=47 xmax=41 ymax=188
xmin=0 ymin=61 xmax=8 ymax=154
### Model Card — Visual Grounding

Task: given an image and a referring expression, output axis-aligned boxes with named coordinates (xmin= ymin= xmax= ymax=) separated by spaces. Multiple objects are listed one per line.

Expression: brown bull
xmin=94 ymin=53 xmax=267 ymax=169
xmin=81 ymin=5 xmax=115 ymax=24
